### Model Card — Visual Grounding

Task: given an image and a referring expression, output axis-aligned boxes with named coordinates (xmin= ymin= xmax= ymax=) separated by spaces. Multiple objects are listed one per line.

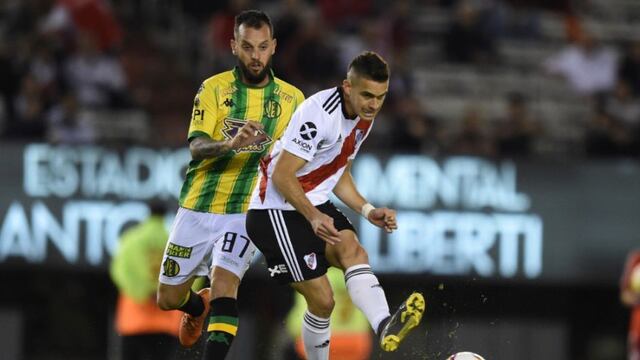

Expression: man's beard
xmin=238 ymin=59 xmax=272 ymax=85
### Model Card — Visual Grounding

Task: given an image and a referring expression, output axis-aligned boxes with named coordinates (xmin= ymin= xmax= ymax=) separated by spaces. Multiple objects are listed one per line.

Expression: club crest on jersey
xmin=300 ymin=122 xmax=317 ymax=140
xmin=355 ymin=129 xmax=365 ymax=143
xmin=304 ymin=253 xmax=317 ymax=270
xmin=264 ymin=98 xmax=282 ymax=119
xmin=222 ymin=118 xmax=272 ymax=152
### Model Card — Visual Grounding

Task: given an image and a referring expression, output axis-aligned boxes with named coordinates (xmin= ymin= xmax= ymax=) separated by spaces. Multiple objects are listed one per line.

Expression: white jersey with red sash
xmin=249 ymin=86 xmax=372 ymax=210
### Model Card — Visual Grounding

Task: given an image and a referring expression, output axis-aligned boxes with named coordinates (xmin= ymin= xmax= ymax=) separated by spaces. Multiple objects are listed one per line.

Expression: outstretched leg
xmin=326 ymin=229 xmax=425 ymax=352
xmin=326 ymin=230 xmax=390 ymax=333
xmin=344 ymin=263 xmax=391 ymax=334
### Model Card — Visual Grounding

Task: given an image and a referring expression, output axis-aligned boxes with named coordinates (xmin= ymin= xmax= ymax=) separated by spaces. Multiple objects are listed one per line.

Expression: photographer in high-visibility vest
xmin=110 ymin=202 xmax=182 ymax=360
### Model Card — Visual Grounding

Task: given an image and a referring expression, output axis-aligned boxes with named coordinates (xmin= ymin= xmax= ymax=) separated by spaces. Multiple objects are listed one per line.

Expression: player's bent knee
xmin=307 ymin=295 xmax=335 ymax=318
xmin=338 ymin=244 xmax=369 ymax=268
xmin=354 ymin=245 xmax=369 ymax=262
xmin=156 ymin=283 xmax=185 ymax=310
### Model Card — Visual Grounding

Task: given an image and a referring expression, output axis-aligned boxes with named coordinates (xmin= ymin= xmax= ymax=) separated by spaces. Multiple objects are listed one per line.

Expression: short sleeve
xmin=187 ymin=81 xmax=218 ymax=141
xmin=293 ymin=88 xmax=306 ymax=111
xmin=281 ymin=101 xmax=325 ymax=161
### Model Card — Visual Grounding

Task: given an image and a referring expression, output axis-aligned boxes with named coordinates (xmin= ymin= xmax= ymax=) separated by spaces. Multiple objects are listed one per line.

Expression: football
xmin=446 ymin=352 xmax=486 ymax=360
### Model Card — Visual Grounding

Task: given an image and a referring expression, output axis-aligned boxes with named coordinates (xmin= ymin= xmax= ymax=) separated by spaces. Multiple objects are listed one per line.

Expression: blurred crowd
xmin=0 ymin=0 xmax=132 ymax=144
xmin=2 ymin=0 xmax=640 ymax=159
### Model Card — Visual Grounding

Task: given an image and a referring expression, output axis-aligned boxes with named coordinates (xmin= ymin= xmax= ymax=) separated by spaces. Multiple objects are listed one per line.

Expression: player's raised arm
xmin=272 ymin=151 xmax=342 ymax=245
xmin=333 ymin=161 xmax=397 ymax=233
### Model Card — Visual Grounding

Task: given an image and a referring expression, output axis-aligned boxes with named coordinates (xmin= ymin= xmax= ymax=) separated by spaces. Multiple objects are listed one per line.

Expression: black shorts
xmin=246 ymin=201 xmax=356 ymax=284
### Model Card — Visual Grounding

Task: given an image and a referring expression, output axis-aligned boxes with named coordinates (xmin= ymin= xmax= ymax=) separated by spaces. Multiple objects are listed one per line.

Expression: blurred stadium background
xmin=2 ymin=0 xmax=640 ymax=359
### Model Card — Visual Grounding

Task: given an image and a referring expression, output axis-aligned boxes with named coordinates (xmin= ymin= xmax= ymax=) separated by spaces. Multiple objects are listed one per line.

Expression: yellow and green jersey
xmin=179 ymin=67 xmax=304 ymax=214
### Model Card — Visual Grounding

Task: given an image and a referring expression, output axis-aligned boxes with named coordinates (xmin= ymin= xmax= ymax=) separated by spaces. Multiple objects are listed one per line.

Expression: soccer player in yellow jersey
xmin=156 ymin=10 xmax=304 ymax=359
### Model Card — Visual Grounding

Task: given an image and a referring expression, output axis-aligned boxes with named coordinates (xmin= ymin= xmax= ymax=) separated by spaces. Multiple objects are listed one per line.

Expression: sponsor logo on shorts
xmin=304 ymin=253 xmax=317 ymax=270
xmin=220 ymin=256 xmax=240 ymax=268
xmin=166 ymin=243 xmax=192 ymax=258
xmin=315 ymin=340 xmax=330 ymax=348
xmin=268 ymin=264 xmax=288 ymax=277
xmin=162 ymin=258 xmax=180 ymax=277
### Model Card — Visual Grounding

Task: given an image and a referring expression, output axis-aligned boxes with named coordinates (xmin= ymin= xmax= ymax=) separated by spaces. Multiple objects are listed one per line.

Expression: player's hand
xmin=230 ymin=120 xmax=266 ymax=150
xmin=367 ymin=207 xmax=397 ymax=233
xmin=309 ymin=213 xmax=342 ymax=245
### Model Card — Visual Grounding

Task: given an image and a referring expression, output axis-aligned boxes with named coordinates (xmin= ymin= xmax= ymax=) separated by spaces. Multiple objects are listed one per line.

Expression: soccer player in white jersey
xmin=246 ymin=51 xmax=425 ymax=359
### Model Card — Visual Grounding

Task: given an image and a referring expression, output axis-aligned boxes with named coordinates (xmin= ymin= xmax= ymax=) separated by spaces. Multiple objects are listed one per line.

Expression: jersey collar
xmin=338 ymin=86 xmax=358 ymax=120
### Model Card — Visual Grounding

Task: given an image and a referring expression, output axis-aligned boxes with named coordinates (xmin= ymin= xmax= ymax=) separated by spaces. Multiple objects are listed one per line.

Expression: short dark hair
xmin=234 ymin=10 xmax=273 ymax=38
xmin=348 ymin=51 xmax=389 ymax=82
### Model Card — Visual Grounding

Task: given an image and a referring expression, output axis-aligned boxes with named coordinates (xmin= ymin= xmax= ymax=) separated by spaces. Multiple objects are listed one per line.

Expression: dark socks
xmin=177 ymin=290 xmax=205 ymax=317
xmin=203 ymin=297 xmax=238 ymax=359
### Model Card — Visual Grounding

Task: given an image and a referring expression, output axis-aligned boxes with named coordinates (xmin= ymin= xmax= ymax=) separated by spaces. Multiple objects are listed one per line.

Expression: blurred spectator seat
xmin=585 ymin=108 xmax=636 ymax=157
xmin=46 ymin=93 xmax=95 ymax=144
xmin=442 ymin=1 xmax=499 ymax=65
xmin=494 ymin=92 xmax=543 ymax=158
xmin=80 ymin=109 xmax=149 ymax=143
xmin=445 ymin=105 xmax=495 ymax=157
xmin=8 ymin=74 xmax=46 ymax=140
xmin=64 ymin=33 xmax=128 ymax=108
xmin=618 ymin=41 xmax=640 ymax=96
xmin=603 ymin=80 xmax=640 ymax=129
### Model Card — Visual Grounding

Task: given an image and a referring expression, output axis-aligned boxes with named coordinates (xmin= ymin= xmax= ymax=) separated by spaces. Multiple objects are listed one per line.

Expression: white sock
xmin=345 ymin=264 xmax=391 ymax=334
xmin=302 ymin=310 xmax=331 ymax=360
